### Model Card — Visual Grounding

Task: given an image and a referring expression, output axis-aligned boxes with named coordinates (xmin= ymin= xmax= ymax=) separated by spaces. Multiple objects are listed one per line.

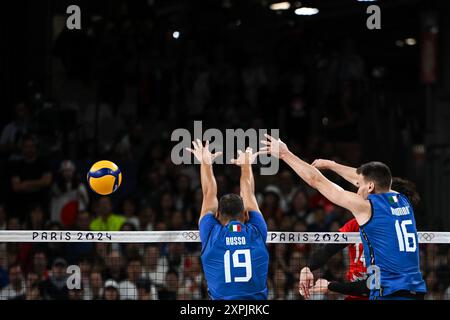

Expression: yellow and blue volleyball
xmin=87 ymin=160 xmax=122 ymax=195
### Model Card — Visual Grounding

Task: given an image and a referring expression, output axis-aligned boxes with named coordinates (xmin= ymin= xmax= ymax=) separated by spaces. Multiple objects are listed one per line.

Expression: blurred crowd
xmin=0 ymin=129 xmax=448 ymax=300
xmin=0 ymin=4 xmax=440 ymax=300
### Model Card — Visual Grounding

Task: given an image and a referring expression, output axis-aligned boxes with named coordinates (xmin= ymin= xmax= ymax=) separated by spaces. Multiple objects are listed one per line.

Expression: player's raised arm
xmin=186 ymin=139 xmax=222 ymax=223
xmin=312 ymin=159 xmax=359 ymax=188
xmin=261 ymin=134 xmax=371 ymax=225
xmin=231 ymin=147 xmax=263 ymax=213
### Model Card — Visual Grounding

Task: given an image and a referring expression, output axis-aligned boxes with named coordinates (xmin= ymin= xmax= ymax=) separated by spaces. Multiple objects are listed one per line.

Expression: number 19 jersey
xmin=199 ymin=211 xmax=269 ymax=300
xmin=359 ymin=192 xmax=426 ymax=298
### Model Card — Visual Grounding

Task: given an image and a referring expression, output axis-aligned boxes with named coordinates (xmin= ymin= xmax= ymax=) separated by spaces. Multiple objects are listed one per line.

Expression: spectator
xmin=40 ymin=258 xmax=69 ymax=300
xmin=103 ymin=279 xmax=120 ymax=300
xmin=271 ymin=271 xmax=287 ymax=300
xmin=121 ymin=197 xmax=139 ymax=230
xmin=50 ymin=160 xmax=89 ymax=228
xmin=182 ymin=256 xmax=204 ymax=300
xmin=173 ymin=174 xmax=193 ymax=212
xmin=136 ymin=279 xmax=156 ymax=300
xmin=9 ymin=135 xmax=52 ymax=221
xmin=120 ymin=222 xmax=137 ymax=232
xmin=142 ymin=245 xmax=168 ymax=286
xmin=102 ymin=250 xmax=126 ymax=282
xmin=25 ymin=283 xmax=42 ymax=300
xmin=278 ymin=170 xmax=299 ymax=211
xmin=138 ymin=206 xmax=155 ymax=231
xmin=308 ymin=208 xmax=330 ymax=232
xmin=159 ymin=192 xmax=175 ymax=221
xmin=90 ymin=197 xmax=125 ymax=231
xmin=167 ymin=243 xmax=185 ymax=273
xmin=89 ymin=272 xmax=104 ymax=300
xmin=118 ymin=258 xmax=142 ymax=300
xmin=0 ymin=264 xmax=26 ymax=300
xmin=425 ymin=271 xmax=442 ymax=300
xmin=289 ymin=190 xmax=312 ymax=222
xmin=260 ymin=186 xmax=284 ymax=224
xmin=75 ymin=211 xmax=92 ymax=230
xmin=158 ymin=269 xmax=178 ymax=300
xmin=68 ymin=286 xmax=84 ymax=300
xmin=31 ymin=249 xmax=49 ymax=282
xmin=169 ymin=211 xmax=185 ymax=230
xmin=24 ymin=203 xmax=45 ymax=230
xmin=25 ymin=272 xmax=42 ymax=300
xmin=0 ymin=102 xmax=31 ymax=159
xmin=42 ymin=222 xmax=67 ymax=264
xmin=78 ymin=255 xmax=93 ymax=300
xmin=7 ymin=217 xmax=21 ymax=230
xmin=68 ymin=212 xmax=95 ymax=261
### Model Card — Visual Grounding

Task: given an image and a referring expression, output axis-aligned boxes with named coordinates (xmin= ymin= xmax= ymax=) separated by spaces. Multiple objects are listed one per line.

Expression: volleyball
xmin=87 ymin=160 xmax=122 ymax=195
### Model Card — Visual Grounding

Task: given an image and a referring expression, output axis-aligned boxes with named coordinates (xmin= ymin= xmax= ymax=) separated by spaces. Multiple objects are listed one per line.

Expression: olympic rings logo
xmin=182 ymin=231 xmax=199 ymax=241
xmin=419 ymin=232 xmax=435 ymax=242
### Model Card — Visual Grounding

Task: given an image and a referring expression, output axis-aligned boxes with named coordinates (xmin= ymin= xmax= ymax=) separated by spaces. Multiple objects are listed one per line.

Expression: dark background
xmin=1 ymin=0 xmax=449 ymax=228
xmin=0 ymin=0 xmax=449 ymax=301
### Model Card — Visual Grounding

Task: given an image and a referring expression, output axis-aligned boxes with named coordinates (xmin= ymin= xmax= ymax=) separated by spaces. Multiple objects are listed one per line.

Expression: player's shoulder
xmin=199 ymin=212 xmax=217 ymax=223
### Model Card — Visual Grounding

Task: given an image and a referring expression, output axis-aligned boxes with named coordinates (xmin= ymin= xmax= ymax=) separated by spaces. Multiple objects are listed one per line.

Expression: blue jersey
xmin=199 ymin=211 xmax=269 ymax=300
xmin=360 ymin=192 xmax=426 ymax=299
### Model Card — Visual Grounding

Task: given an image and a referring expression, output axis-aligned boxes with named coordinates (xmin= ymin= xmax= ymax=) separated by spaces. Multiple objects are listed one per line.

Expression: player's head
xmin=218 ymin=193 xmax=245 ymax=222
xmin=356 ymin=161 xmax=392 ymax=199
xmin=391 ymin=177 xmax=420 ymax=207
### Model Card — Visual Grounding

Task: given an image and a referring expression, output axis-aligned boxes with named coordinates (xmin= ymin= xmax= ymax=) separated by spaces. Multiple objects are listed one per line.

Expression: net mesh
xmin=0 ymin=231 xmax=449 ymax=300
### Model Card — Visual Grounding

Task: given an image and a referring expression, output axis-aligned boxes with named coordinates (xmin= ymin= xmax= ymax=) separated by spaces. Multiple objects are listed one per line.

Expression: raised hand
xmin=230 ymin=147 xmax=266 ymax=167
xmin=186 ymin=139 xmax=222 ymax=165
xmin=311 ymin=159 xmax=334 ymax=170
xmin=310 ymin=278 xmax=330 ymax=295
xmin=298 ymin=267 xmax=314 ymax=299
xmin=260 ymin=134 xmax=289 ymax=159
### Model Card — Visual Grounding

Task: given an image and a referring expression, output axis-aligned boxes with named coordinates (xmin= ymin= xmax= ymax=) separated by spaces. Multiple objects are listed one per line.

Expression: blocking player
xmin=186 ymin=140 xmax=269 ymax=299
xmin=261 ymin=135 xmax=426 ymax=300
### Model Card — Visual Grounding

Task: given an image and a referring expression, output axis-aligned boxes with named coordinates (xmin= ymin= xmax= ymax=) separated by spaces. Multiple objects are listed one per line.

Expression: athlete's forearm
xmin=241 ymin=165 xmax=254 ymax=194
xmin=328 ymin=279 xmax=369 ymax=297
xmin=281 ymin=151 xmax=324 ymax=189
xmin=328 ymin=162 xmax=359 ymax=187
xmin=307 ymin=243 xmax=348 ymax=271
xmin=200 ymin=163 xmax=217 ymax=197
xmin=240 ymin=165 xmax=258 ymax=211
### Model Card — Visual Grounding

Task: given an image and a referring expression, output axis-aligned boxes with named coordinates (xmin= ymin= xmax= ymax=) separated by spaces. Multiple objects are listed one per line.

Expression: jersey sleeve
xmin=247 ymin=211 xmax=267 ymax=240
xmin=199 ymin=213 xmax=220 ymax=245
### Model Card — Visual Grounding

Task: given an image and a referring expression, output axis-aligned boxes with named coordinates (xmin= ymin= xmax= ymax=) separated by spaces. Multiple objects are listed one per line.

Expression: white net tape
xmin=0 ymin=230 xmax=447 ymax=243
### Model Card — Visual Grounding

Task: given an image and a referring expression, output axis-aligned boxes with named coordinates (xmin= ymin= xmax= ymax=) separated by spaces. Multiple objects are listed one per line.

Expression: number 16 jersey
xmin=359 ymin=192 xmax=426 ymax=298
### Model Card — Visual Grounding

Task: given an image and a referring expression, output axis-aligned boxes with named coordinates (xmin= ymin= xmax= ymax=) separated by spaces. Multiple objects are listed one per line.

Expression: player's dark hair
xmin=218 ymin=194 xmax=244 ymax=218
xmin=356 ymin=161 xmax=392 ymax=191
xmin=391 ymin=177 xmax=421 ymax=207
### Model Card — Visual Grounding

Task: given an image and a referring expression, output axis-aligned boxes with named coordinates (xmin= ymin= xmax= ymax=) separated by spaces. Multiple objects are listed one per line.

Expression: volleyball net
xmin=0 ymin=230 xmax=449 ymax=300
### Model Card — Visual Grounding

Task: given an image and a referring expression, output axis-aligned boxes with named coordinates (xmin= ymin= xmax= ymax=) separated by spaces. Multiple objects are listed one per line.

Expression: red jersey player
xmin=299 ymin=218 xmax=369 ymax=300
